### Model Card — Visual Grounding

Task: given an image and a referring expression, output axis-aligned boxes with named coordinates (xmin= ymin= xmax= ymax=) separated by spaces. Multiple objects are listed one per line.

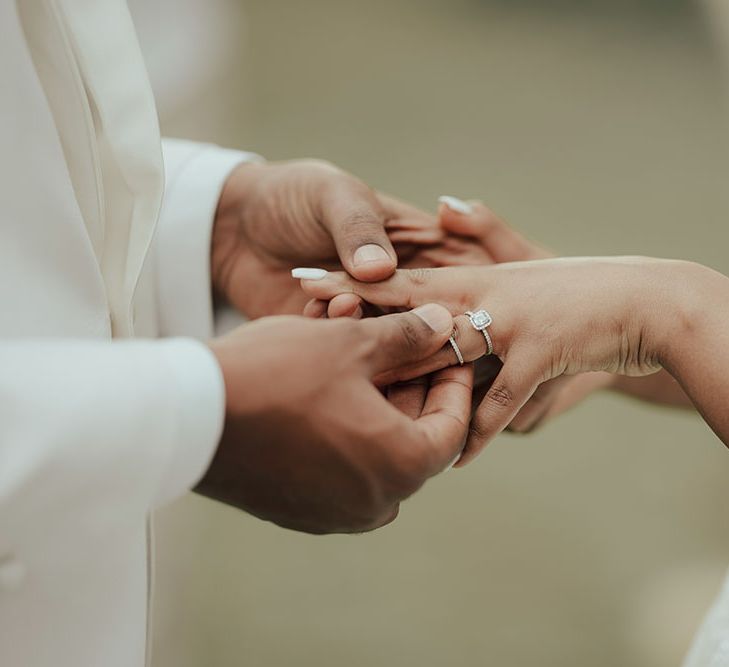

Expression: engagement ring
xmin=465 ymin=309 xmax=494 ymax=356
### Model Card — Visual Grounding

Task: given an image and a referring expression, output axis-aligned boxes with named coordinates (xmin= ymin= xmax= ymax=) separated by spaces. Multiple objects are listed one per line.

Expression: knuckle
xmin=486 ymin=383 xmax=514 ymax=408
xmin=406 ymin=267 xmax=434 ymax=287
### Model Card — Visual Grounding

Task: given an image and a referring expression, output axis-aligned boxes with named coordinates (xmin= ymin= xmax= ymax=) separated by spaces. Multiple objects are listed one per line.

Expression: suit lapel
xmin=57 ymin=0 xmax=164 ymax=336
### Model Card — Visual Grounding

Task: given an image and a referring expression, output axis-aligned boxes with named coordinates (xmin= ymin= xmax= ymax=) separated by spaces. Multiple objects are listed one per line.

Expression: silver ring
xmin=465 ymin=309 xmax=494 ymax=356
xmin=448 ymin=334 xmax=464 ymax=365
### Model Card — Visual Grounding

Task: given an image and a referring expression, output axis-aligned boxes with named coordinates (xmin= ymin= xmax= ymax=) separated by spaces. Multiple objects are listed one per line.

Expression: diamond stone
xmin=470 ymin=310 xmax=492 ymax=329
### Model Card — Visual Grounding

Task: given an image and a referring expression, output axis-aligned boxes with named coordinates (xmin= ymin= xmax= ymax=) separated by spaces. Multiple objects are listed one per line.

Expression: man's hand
xmin=210 ymin=160 xmax=445 ymax=319
xmin=198 ymin=305 xmax=473 ymax=534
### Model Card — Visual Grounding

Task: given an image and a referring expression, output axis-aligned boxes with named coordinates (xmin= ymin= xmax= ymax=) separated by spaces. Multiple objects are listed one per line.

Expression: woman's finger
xmin=372 ymin=313 xmax=493 ymax=386
xmin=298 ymin=267 xmax=474 ymax=313
xmin=388 ymin=228 xmax=444 ymax=245
xmin=380 ymin=193 xmax=440 ymax=232
xmin=410 ymin=363 xmax=475 ymax=476
xmin=438 ymin=198 xmax=552 ymax=262
xmin=506 ymin=375 xmax=573 ymax=433
xmin=456 ymin=351 xmax=544 ymax=466
xmin=303 ymin=298 xmax=328 ymax=318
xmin=416 ymin=241 xmax=496 ymax=268
xmin=326 ymin=293 xmax=363 ymax=319
xmin=541 ymin=372 xmax=616 ymax=421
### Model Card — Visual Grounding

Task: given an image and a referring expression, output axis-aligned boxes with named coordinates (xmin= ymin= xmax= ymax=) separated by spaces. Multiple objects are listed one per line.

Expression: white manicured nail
xmin=438 ymin=195 xmax=473 ymax=215
xmin=291 ymin=267 xmax=328 ymax=280
xmin=445 ymin=453 xmax=462 ymax=472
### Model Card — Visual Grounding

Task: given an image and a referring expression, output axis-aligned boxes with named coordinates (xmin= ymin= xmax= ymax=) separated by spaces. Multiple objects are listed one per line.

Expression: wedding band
xmin=448 ymin=334 xmax=464 ymax=366
xmin=466 ymin=309 xmax=494 ymax=356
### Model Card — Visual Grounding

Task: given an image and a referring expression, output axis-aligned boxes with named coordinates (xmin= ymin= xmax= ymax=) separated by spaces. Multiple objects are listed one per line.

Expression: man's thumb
xmin=361 ymin=304 xmax=453 ymax=375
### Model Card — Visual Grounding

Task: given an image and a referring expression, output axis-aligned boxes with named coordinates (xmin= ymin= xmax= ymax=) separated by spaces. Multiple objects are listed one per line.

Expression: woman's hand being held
xmin=300 ymin=256 xmax=696 ymax=464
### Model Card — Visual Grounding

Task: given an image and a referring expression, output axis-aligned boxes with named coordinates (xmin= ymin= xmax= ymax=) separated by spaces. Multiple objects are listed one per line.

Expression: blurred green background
xmin=142 ymin=1 xmax=729 ymax=665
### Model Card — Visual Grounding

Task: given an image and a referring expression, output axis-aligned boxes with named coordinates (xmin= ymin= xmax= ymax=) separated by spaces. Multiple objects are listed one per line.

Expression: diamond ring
xmin=465 ymin=309 xmax=494 ymax=356
xmin=448 ymin=333 xmax=464 ymax=366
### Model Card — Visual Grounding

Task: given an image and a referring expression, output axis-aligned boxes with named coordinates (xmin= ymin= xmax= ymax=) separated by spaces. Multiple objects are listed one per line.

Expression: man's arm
xmin=0 ymin=338 xmax=224 ymax=527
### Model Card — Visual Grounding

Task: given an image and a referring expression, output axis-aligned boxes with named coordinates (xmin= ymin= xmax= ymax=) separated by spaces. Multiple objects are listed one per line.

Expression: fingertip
xmin=438 ymin=203 xmax=486 ymax=239
xmin=327 ymin=293 xmax=364 ymax=319
xmin=437 ymin=195 xmax=474 ymax=216
xmin=303 ymin=298 xmax=328 ymax=318
xmin=350 ymin=244 xmax=397 ymax=282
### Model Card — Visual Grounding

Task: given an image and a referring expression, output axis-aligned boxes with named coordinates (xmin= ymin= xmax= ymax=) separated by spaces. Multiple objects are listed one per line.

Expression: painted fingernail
xmin=353 ymin=244 xmax=391 ymax=267
xmin=412 ymin=303 xmax=452 ymax=334
xmin=438 ymin=195 xmax=473 ymax=215
xmin=446 ymin=453 xmax=462 ymax=471
xmin=291 ymin=267 xmax=328 ymax=280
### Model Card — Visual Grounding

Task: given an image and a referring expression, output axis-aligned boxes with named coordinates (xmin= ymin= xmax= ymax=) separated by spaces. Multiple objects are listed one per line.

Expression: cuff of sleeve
xmin=156 ymin=139 xmax=263 ymax=340
xmin=154 ymin=337 xmax=226 ymax=506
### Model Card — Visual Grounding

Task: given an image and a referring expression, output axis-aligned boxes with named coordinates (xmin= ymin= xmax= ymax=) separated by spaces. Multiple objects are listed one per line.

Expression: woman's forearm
xmin=650 ymin=261 xmax=729 ymax=445
xmin=611 ymin=370 xmax=694 ymax=409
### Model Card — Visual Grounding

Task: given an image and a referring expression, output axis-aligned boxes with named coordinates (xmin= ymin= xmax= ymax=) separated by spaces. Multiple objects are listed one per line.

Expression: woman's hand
xmin=311 ymin=198 xmax=617 ymax=433
xmin=434 ymin=199 xmax=618 ymax=432
xmin=299 ymin=257 xmax=689 ymax=464
xmin=431 ymin=199 xmax=694 ymax=423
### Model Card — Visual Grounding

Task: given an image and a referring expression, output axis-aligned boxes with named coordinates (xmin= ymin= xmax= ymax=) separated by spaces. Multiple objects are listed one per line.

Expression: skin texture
xmin=210 ymin=159 xmax=450 ymax=318
xmin=315 ymin=200 xmax=694 ymax=432
xmin=201 ymin=158 xmax=699 ymax=531
xmin=200 ymin=308 xmax=473 ymax=534
xmin=299 ymin=257 xmax=729 ymax=466
xmin=434 ymin=203 xmax=694 ymax=429
xmin=200 ymin=160 xmax=491 ymax=533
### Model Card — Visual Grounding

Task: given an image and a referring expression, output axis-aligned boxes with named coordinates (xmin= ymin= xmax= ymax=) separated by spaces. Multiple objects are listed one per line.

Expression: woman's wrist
xmin=642 ymin=260 xmax=727 ymax=373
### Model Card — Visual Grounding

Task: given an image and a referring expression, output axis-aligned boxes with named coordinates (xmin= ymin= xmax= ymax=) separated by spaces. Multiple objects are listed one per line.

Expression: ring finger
xmin=374 ymin=312 xmax=498 ymax=386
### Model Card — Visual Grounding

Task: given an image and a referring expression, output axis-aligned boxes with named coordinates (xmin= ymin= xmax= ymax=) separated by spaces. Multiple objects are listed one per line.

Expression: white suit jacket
xmin=0 ymin=1 xmax=258 ymax=665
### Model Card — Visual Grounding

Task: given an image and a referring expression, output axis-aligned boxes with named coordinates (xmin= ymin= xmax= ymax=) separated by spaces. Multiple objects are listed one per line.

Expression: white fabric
xmin=0 ymin=1 xmax=255 ymax=665
xmin=157 ymin=139 xmax=262 ymax=340
xmin=683 ymin=571 xmax=729 ymax=667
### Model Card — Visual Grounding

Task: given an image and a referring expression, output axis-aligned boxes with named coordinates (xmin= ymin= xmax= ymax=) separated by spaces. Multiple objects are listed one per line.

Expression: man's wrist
xmin=211 ymin=162 xmax=267 ymax=304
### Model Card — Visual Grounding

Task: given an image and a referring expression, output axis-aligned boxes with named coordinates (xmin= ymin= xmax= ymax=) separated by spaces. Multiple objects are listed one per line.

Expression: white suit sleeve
xmin=156 ymin=138 xmax=262 ymax=340
xmin=0 ymin=337 xmax=224 ymax=514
